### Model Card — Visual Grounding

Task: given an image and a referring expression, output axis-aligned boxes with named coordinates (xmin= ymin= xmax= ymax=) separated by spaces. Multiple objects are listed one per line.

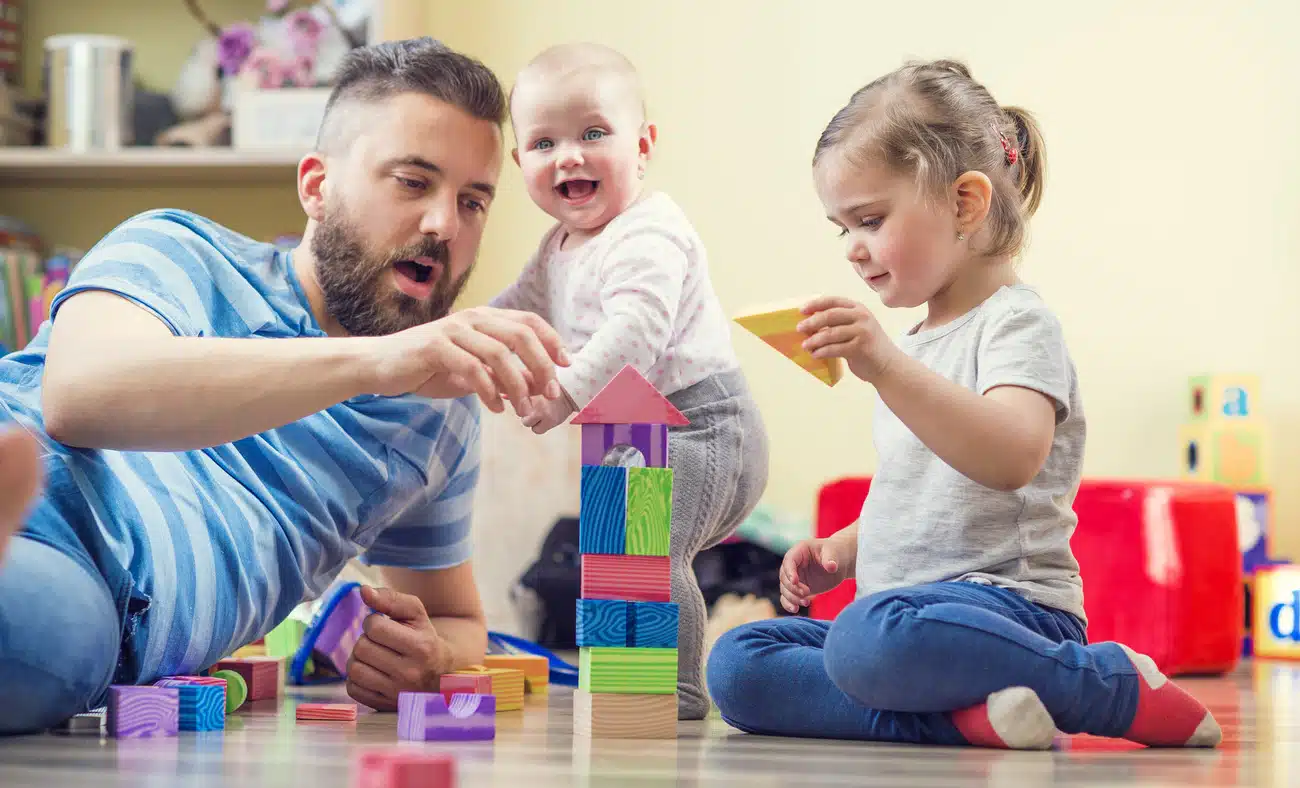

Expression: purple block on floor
xmin=398 ymin=691 xmax=495 ymax=741
xmin=107 ymin=685 xmax=179 ymax=739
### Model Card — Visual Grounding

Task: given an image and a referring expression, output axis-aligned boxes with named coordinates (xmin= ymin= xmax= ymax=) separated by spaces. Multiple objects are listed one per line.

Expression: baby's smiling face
xmin=511 ymin=68 xmax=654 ymax=244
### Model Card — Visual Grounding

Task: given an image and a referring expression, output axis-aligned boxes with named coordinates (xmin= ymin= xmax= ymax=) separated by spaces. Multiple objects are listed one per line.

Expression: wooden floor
xmin=0 ymin=660 xmax=1295 ymax=787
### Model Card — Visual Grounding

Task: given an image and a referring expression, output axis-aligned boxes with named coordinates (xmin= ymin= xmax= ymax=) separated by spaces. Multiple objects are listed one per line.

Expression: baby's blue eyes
xmin=534 ymin=130 xmax=606 ymax=149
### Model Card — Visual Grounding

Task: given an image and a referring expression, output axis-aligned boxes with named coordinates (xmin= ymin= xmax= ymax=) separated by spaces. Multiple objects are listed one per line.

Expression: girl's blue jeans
xmin=706 ymin=580 xmax=1143 ymax=744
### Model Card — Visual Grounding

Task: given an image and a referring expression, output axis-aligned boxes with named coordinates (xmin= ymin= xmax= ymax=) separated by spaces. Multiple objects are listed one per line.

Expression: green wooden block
xmin=578 ymin=647 xmax=677 ymax=694
xmin=625 ymin=467 xmax=672 ymax=556
xmin=263 ymin=618 xmax=306 ymax=660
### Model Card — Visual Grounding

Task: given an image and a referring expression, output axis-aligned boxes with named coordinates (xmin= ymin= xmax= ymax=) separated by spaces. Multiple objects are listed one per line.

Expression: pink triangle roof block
xmin=571 ymin=365 xmax=689 ymax=426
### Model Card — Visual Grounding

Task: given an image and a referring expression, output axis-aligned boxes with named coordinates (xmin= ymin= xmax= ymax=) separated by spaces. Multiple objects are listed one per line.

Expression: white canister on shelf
xmin=42 ymin=34 xmax=134 ymax=150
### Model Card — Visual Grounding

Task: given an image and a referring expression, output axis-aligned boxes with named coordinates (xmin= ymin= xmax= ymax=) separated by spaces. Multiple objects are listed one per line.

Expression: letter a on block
xmin=580 ymin=465 xmax=627 ymax=554
xmin=572 ymin=365 xmax=689 ymax=426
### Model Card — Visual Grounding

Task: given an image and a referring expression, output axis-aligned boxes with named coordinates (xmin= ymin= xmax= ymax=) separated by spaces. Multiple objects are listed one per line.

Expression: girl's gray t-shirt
xmin=855 ymin=284 xmax=1088 ymax=623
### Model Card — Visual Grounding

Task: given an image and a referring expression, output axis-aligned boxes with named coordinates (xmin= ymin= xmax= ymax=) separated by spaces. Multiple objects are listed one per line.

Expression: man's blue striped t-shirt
xmin=0 ymin=209 xmax=480 ymax=682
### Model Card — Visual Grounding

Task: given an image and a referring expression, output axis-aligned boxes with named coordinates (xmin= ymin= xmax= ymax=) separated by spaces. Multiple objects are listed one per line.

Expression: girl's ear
xmin=952 ymin=170 xmax=993 ymax=236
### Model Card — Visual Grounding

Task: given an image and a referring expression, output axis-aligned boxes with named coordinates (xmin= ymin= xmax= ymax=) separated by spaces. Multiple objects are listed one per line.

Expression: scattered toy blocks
xmin=154 ymin=680 xmax=225 ymax=731
xmin=733 ymin=302 xmax=844 ymax=386
xmin=573 ymin=689 xmax=677 ymax=739
xmin=297 ymin=703 xmax=359 ymax=722
xmin=447 ymin=666 xmax=525 ymax=711
xmin=578 ymin=647 xmax=678 ymax=695
xmin=581 ymin=554 xmax=671 ymax=602
xmin=213 ymin=658 xmax=279 ymax=702
xmin=571 ymin=364 xmax=690 ymax=426
xmin=482 ymin=654 xmax=549 ymax=696
xmin=439 ymin=672 xmax=493 ymax=705
xmin=397 ymin=692 xmax=495 ymax=741
xmin=357 ymin=750 xmax=456 ymax=788
xmin=625 ymin=467 xmax=672 ymax=556
xmin=580 ymin=465 xmax=628 ymax=554
xmin=107 ymin=685 xmax=179 ymax=739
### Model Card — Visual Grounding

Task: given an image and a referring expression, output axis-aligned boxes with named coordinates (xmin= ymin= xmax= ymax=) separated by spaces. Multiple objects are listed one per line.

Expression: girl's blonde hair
xmin=814 ymin=59 xmax=1045 ymax=259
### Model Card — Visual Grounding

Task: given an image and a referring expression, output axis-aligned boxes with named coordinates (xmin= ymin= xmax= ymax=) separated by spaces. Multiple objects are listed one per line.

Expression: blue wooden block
xmin=580 ymin=465 xmax=627 ymax=555
xmin=576 ymin=599 xmax=628 ymax=647
xmin=630 ymin=602 xmax=679 ymax=648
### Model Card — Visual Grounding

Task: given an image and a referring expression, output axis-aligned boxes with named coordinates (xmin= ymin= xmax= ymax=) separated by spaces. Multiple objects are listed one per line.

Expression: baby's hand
xmin=797 ymin=296 xmax=900 ymax=383
xmin=521 ymin=389 xmax=576 ymax=435
xmin=779 ymin=537 xmax=851 ymax=613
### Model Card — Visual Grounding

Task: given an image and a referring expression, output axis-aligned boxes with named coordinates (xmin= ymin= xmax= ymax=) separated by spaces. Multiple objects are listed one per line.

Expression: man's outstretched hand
xmin=345 ymin=585 xmax=451 ymax=711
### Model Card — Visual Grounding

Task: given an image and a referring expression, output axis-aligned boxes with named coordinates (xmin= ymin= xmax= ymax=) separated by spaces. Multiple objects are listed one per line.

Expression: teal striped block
xmin=155 ymin=681 xmax=225 ymax=731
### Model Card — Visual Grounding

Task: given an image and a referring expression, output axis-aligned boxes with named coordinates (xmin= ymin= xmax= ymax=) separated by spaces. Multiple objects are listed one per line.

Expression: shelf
xmin=0 ymin=148 xmax=304 ymax=185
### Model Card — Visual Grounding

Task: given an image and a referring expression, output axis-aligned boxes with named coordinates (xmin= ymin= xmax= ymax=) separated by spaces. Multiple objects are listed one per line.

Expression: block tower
xmin=572 ymin=364 xmax=683 ymax=739
xmin=1177 ymin=374 xmax=1283 ymax=655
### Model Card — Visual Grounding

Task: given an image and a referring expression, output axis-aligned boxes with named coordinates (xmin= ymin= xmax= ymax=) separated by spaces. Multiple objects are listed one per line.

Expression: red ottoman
xmin=810 ymin=477 xmax=1242 ymax=676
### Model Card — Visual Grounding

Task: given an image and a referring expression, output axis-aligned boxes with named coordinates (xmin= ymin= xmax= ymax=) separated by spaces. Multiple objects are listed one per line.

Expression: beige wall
xmin=391 ymin=0 xmax=1300 ymax=557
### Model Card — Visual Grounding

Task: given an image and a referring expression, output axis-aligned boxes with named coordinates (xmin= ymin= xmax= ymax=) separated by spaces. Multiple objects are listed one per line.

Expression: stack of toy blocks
xmin=1177 ymin=374 xmax=1287 ymax=656
xmin=571 ymin=365 xmax=684 ymax=739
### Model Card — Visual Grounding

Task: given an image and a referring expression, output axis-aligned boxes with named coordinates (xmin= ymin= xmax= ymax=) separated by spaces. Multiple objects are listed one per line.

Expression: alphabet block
xmin=398 ymin=691 xmax=495 ymax=741
xmin=580 ymin=465 xmax=627 ymax=554
xmin=1252 ymin=564 xmax=1300 ymax=660
xmin=1179 ymin=422 xmax=1268 ymax=486
xmin=1188 ymin=374 xmax=1259 ymax=421
xmin=626 ymin=467 xmax=672 ymax=556
xmin=576 ymin=599 xmax=628 ymax=647
xmin=578 ymin=647 xmax=678 ymax=694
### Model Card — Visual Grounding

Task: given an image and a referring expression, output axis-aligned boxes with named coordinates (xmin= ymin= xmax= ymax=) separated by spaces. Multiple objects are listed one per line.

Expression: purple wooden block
xmin=107 ymin=685 xmax=179 ymax=739
xmin=313 ymin=585 xmax=368 ymax=675
xmin=397 ymin=691 xmax=495 ymax=741
xmin=581 ymin=423 xmax=668 ymax=469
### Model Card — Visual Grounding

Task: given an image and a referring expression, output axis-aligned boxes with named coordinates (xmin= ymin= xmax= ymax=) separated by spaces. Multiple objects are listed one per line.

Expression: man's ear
xmin=298 ymin=153 xmax=328 ymax=222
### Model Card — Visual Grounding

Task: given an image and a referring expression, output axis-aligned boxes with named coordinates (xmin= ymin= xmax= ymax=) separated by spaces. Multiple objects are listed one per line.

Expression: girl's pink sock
xmin=1117 ymin=644 xmax=1221 ymax=748
xmin=950 ymin=686 xmax=1058 ymax=750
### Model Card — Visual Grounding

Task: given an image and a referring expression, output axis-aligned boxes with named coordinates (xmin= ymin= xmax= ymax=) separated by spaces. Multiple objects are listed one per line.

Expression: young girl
xmin=490 ymin=42 xmax=770 ymax=720
xmin=706 ymin=59 xmax=1221 ymax=750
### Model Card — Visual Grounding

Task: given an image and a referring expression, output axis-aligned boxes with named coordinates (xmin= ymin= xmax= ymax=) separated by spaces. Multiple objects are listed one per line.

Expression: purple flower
xmin=217 ymin=22 xmax=257 ymax=76
xmin=285 ymin=9 xmax=325 ymax=59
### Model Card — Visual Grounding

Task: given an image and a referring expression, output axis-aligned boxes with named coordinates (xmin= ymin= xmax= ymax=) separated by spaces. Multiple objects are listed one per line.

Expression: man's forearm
xmin=43 ymin=334 xmax=378 ymax=452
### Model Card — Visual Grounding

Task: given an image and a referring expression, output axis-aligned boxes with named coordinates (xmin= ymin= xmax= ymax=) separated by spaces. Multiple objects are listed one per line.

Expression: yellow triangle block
xmin=734 ymin=301 xmax=843 ymax=386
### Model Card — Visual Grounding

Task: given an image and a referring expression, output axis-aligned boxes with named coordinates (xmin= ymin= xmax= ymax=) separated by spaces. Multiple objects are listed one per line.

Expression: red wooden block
xmin=213 ymin=658 xmax=279 ymax=702
xmin=297 ymin=703 xmax=358 ymax=722
xmin=439 ymin=672 xmax=492 ymax=705
xmin=357 ymin=750 xmax=456 ymax=788
xmin=581 ymin=554 xmax=670 ymax=602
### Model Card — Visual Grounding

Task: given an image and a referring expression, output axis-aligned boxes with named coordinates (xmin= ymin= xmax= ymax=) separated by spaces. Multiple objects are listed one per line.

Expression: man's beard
xmin=311 ymin=206 xmax=471 ymax=337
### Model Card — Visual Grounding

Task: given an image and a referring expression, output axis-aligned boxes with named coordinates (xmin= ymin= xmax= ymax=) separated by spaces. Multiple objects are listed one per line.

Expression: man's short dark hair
xmin=317 ymin=37 xmax=506 ymax=151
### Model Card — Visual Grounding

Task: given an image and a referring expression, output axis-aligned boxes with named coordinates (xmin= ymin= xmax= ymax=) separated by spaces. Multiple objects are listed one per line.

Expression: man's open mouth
xmin=393 ymin=258 xmax=435 ymax=284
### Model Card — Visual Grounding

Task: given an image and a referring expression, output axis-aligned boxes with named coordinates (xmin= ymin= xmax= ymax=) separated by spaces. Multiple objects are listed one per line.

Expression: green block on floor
xmin=579 ymin=646 xmax=677 ymax=694
xmin=625 ymin=467 xmax=672 ymax=556
xmin=263 ymin=618 xmax=306 ymax=660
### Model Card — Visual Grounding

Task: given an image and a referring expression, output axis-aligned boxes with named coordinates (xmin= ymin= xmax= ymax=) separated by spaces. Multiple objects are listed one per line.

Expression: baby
xmin=491 ymin=42 xmax=769 ymax=719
